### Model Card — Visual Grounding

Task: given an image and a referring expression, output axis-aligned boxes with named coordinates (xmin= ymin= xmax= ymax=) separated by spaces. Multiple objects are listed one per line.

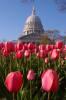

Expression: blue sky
xmin=0 ymin=0 xmax=66 ymax=41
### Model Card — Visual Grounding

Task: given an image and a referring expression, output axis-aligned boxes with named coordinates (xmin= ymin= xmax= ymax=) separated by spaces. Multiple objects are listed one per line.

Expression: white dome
xmin=23 ymin=7 xmax=44 ymax=35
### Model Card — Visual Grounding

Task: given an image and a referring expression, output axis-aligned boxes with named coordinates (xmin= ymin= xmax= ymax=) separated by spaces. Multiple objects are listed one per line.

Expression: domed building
xmin=23 ymin=6 xmax=44 ymax=35
xmin=18 ymin=6 xmax=63 ymax=43
xmin=18 ymin=6 xmax=45 ymax=43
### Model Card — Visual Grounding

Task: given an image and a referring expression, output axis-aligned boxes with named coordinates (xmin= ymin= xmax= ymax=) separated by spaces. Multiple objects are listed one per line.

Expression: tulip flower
xmin=24 ymin=50 xmax=30 ymax=58
xmin=41 ymin=69 xmax=59 ymax=92
xmin=46 ymin=44 xmax=51 ymax=52
xmin=2 ymin=49 xmax=10 ymax=57
xmin=28 ymin=43 xmax=35 ymax=54
xmin=55 ymin=40 xmax=63 ymax=49
xmin=39 ymin=44 xmax=46 ymax=50
xmin=51 ymin=49 xmax=59 ymax=60
xmin=39 ymin=50 xmax=45 ymax=58
xmin=0 ymin=42 xmax=4 ymax=50
xmin=27 ymin=69 xmax=35 ymax=100
xmin=5 ymin=71 xmax=23 ymax=93
xmin=27 ymin=69 xmax=35 ymax=80
xmin=4 ymin=41 xmax=15 ymax=52
xmin=28 ymin=43 xmax=35 ymax=50
xmin=23 ymin=43 xmax=28 ymax=51
xmin=15 ymin=42 xmax=23 ymax=51
xmin=16 ymin=51 xmax=23 ymax=59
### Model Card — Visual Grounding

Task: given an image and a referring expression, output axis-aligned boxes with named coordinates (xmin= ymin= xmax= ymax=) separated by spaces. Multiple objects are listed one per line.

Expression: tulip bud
xmin=5 ymin=71 xmax=23 ymax=93
xmin=45 ymin=57 xmax=49 ymax=64
xmin=27 ymin=69 xmax=35 ymax=80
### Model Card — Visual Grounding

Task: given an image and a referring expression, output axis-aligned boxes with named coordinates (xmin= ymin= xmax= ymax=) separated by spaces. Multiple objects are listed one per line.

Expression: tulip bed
xmin=0 ymin=41 xmax=66 ymax=100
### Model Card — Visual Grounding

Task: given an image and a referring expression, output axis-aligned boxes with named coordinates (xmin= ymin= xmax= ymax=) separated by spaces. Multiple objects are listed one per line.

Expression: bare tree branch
xmin=54 ymin=0 xmax=66 ymax=11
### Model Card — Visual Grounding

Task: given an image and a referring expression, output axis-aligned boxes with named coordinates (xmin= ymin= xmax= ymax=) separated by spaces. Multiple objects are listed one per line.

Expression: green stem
xmin=10 ymin=55 xmax=11 ymax=72
xmin=13 ymin=93 xmax=15 ymax=100
xmin=48 ymin=92 xmax=50 ymax=100
xmin=30 ymin=81 xmax=32 ymax=100
xmin=17 ymin=93 xmax=19 ymax=100
xmin=30 ymin=53 xmax=32 ymax=68
xmin=43 ymin=59 xmax=45 ymax=70
xmin=38 ymin=58 xmax=40 ymax=75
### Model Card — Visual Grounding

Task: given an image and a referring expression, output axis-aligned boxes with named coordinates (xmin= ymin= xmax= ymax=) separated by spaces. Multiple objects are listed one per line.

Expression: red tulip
xmin=27 ymin=69 xmax=35 ymax=80
xmin=41 ymin=69 xmax=59 ymax=92
xmin=15 ymin=42 xmax=23 ymax=51
xmin=16 ymin=51 xmax=23 ymax=59
xmin=49 ymin=45 xmax=55 ymax=50
xmin=24 ymin=50 xmax=30 ymax=58
xmin=28 ymin=43 xmax=35 ymax=50
xmin=51 ymin=49 xmax=59 ymax=60
xmin=55 ymin=40 xmax=63 ymax=49
xmin=5 ymin=71 xmax=23 ymax=92
xmin=63 ymin=45 xmax=66 ymax=53
xmin=23 ymin=43 xmax=28 ymax=51
xmin=0 ymin=42 xmax=4 ymax=50
xmin=4 ymin=41 xmax=15 ymax=52
xmin=2 ymin=49 xmax=10 ymax=57
xmin=46 ymin=44 xmax=51 ymax=52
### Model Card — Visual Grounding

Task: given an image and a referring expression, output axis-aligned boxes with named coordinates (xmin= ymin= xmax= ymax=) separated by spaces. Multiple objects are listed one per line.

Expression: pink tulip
xmin=39 ymin=44 xmax=46 ymax=50
xmin=5 ymin=71 xmax=23 ymax=92
xmin=40 ymin=50 xmax=47 ymax=58
xmin=51 ymin=49 xmax=59 ymax=60
xmin=24 ymin=50 xmax=30 ymax=58
xmin=16 ymin=51 xmax=23 ymax=59
xmin=55 ymin=40 xmax=63 ymax=49
xmin=27 ymin=69 xmax=35 ymax=80
xmin=41 ymin=69 xmax=59 ymax=92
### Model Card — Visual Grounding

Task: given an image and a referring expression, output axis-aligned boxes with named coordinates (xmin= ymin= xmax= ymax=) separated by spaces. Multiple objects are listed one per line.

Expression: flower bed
xmin=0 ymin=40 xmax=66 ymax=100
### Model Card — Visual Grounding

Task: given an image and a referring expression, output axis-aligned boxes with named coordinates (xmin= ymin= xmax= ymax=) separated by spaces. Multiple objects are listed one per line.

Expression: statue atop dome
xmin=32 ymin=6 xmax=36 ymax=15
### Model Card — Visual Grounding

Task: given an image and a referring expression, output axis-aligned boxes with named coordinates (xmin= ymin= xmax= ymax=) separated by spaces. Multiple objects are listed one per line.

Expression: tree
xmin=40 ymin=35 xmax=54 ymax=44
xmin=21 ymin=0 xmax=66 ymax=11
xmin=53 ymin=0 xmax=66 ymax=11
